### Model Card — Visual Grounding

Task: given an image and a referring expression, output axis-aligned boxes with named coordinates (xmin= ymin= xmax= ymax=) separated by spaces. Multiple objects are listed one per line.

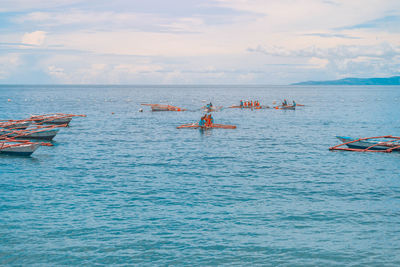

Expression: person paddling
xmin=240 ymin=100 xmax=243 ymax=108
xmin=206 ymin=114 xmax=213 ymax=126
xmin=293 ymin=100 xmax=296 ymax=107
xmin=199 ymin=115 xmax=206 ymax=126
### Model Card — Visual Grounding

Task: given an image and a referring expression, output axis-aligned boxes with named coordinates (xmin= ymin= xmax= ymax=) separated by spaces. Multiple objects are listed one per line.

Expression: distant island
xmin=293 ymin=76 xmax=400 ymax=85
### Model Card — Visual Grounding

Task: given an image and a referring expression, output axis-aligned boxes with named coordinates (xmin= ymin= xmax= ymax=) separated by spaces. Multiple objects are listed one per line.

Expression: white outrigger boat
xmin=0 ymin=139 xmax=40 ymax=156
xmin=30 ymin=113 xmax=86 ymax=125
xmin=330 ymin=136 xmax=400 ymax=153
xmin=0 ymin=124 xmax=66 ymax=141
xmin=141 ymin=104 xmax=187 ymax=112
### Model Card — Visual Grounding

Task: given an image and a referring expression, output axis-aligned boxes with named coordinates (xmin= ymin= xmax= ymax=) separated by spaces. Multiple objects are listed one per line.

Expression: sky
xmin=0 ymin=0 xmax=399 ymax=84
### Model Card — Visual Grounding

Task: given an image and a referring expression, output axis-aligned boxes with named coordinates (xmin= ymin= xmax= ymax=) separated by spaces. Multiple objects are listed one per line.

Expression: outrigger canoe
xmin=279 ymin=105 xmax=296 ymax=110
xmin=30 ymin=113 xmax=86 ymax=125
xmin=177 ymin=123 xmax=236 ymax=129
xmin=330 ymin=136 xmax=400 ymax=152
xmin=0 ymin=139 xmax=40 ymax=156
xmin=0 ymin=124 xmax=66 ymax=141
xmin=203 ymin=106 xmax=224 ymax=112
xmin=141 ymin=104 xmax=186 ymax=111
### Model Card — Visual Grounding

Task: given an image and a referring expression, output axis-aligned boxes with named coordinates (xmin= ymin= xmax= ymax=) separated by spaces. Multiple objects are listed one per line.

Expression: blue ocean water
xmin=0 ymin=85 xmax=400 ymax=266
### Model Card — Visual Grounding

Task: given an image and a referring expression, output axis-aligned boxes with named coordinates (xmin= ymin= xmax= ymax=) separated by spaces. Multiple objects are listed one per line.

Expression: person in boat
xmin=199 ymin=115 xmax=206 ymax=126
xmin=240 ymin=100 xmax=243 ymax=108
xmin=282 ymin=99 xmax=288 ymax=106
xmin=292 ymin=100 xmax=296 ymax=107
xmin=208 ymin=114 xmax=213 ymax=125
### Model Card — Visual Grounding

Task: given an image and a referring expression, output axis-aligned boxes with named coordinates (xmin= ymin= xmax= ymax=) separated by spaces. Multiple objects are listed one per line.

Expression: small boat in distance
xmin=274 ymin=99 xmax=303 ymax=110
xmin=229 ymin=100 xmax=269 ymax=109
xmin=330 ymin=136 xmax=400 ymax=153
xmin=279 ymin=105 xmax=296 ymax=110
xmin=202 ymin=102 xmax=223 ymax=112
xmin=0 ymin=139 xmax=40 ymax=156
xmin=177 ymin=123 xmax=236 ymax=129
xmin=141 ymin=104 xmax=186 ymax=112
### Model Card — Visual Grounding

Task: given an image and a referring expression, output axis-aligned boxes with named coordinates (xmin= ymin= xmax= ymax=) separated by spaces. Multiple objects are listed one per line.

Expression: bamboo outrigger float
xmin=141 ymin=104 xmax=186 ymax=112
xmin=329 ymin=136 xmax=400 ymax=153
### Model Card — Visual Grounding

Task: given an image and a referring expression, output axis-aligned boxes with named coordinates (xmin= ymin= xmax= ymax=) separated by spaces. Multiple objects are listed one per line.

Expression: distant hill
xmin=293 ymin=76 xmax=400 ymax=85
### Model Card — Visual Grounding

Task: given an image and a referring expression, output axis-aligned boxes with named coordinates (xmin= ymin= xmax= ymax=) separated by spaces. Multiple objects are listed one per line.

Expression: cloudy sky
xmin=0 ymin=0 xmax=399 ymax=84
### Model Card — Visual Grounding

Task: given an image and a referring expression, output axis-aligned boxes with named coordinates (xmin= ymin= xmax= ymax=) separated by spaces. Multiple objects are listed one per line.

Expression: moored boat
xmin=203 ymin=106 xmax=224 ymax=112
xmin=0 ymin=139 xmax=40 ymax=156
xmin=177 ymin=123 xmax=236 ymax=129
xmin=330 ymin=136 xmax=400 ymax=152
xmin=0 ymin=124 xmax=65 ymax=140
xmin=280 ymin=105 xmax=296 ymax=110
xmin=0 ymin=120 xmax=31 ymax=129
xmin=30 ymin=113 xmax=86 ymax=125
xmin=141 ymin=104 xmax=186 ymax=112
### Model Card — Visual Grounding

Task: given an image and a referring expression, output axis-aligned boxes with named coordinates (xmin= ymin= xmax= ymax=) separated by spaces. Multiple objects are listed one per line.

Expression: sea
xmin=0 ymin=85 xmax=400 ymax=266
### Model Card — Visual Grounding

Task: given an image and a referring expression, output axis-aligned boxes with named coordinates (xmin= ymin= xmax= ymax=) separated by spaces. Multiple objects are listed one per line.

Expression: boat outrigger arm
xmin=329 ymin=135 xmax=400 ymax=153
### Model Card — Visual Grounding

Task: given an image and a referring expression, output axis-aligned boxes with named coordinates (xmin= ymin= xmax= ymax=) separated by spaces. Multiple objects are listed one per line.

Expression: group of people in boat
xmin=199 ymin=114 xmax=214 ymax=127
xmin=282 ymin=99 xmax=296 ymax=107
xmin=239 ymin=100 xmax=261 ymax=108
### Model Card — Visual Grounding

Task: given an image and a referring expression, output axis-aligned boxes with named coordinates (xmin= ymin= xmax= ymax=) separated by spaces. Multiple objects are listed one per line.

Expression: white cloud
xmin=21 ymin=31 xmax=47 ymax=46
xmin=307 ymin=57 xmax=329 ymax=69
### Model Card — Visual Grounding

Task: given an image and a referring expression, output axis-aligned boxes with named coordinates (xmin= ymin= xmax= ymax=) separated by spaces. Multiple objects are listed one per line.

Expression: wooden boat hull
xmin=31 ymin=117 xmax=72 ymax=125
xmin=280 ymin=106 xmax=296 ymax=110
xmin=24 ymin=129 xmax=59 ymax=140
xmin=337 ymin=136 xmax=400 ymax=151
xmin=1 ymin=129 xmax=60 ymax=141
xmin=0 ymin=121 xmax=31 ymax=129
xmin=0 ymin=142 xmax=40 ymax=156
xmin=142 ymin=104 xmax=186 ymax=112
xmin=30 ymin=113 xmax=85 ymax=125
